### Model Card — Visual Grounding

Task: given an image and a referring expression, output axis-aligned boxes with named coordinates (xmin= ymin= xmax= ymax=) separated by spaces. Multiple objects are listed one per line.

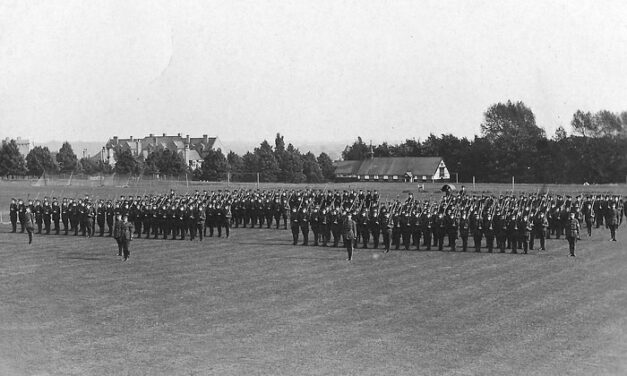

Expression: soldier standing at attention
xmin=606 ymin=202 xmax=620 ymax=242
xmin=381 ymin=210 xmax=393 ymax=253
xmin=459 ymin=211 xmax=470 ymax=252
xmin=120 ymin=215 xmax=133 ymax=261
xmin=565 ymin=212 xmax=580 ymax=257
xmin=290 ymin=207 xmax=300 ymax=245
xmin=9 ymin=198 xmax=18 ymax=233
xmin=52 ymin=198 xmax=61 ymax=235
xmin=343 ymin=212 xmax=357 ymax=261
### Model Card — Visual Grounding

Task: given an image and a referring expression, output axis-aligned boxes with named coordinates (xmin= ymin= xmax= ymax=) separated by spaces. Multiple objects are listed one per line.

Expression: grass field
xmin=1 ymin=182 xmax=626 ymax=375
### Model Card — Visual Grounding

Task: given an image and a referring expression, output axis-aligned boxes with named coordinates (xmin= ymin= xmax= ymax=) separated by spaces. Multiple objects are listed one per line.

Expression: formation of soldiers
xmin=282 ymin=189 xmax=625 ymax=254
xmin=8 ymin=190 xmax=235 ymax=241
xmin=8 ymin=188 xmax=625 ymax=255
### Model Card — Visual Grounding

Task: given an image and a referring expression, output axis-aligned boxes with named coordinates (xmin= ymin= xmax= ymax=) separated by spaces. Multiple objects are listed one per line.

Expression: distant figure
xmin=606 ymin=202 xmax=620 ymax=241
xmin=343 ymin=212 xmax=357 ymax=261
xmin=120 ymin=215 xmax=134 ymax=261
xmin=565 ymin=212 xmax=580 ymax=257
xmin=113 ymin=214 xmax=123 ymax=256
xmin=24 ymin=207 xmax=35 ymax=244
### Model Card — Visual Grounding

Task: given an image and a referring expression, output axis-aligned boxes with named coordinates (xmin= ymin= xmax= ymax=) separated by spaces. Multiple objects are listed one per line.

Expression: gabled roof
xmin=334 ymin=160 xmax=362 ymax=175
xmin=356 ymin=157 xmax=443 ymax=176
xmin=186 ymin=149 xmax=202 ymax=161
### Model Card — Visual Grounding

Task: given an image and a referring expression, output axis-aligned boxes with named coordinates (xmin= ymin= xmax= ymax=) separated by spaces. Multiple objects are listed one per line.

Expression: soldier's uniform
xmin=9 ymin=199 xmax=18 ymax=233
xmin=52 ymin=199 xmax=61 ymax=235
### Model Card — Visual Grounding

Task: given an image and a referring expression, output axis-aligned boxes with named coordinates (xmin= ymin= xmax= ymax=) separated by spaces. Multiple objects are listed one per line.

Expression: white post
xmin=512 ymin=176 xmax=515 ymax=192
xmin=257 ymin=172 xmax=260 ymax=189
xmin=472 ymin=176 xmax=475 ymax=189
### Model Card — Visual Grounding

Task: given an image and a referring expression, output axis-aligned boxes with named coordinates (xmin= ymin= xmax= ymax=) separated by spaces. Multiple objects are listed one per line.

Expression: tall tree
xmin=56 ymin=142 xmax=78 ymax=173
xmin=571 ymin=110 xmax=595 ymax=137
xmin=0 ymin=139 xmax=27 ymax=176
xmin=341 ymin=137 xmax=371 ymax=160
xmin=302 ymin=152 xmax=323 ymax=183
xmin=227 ymin=151 xmax=243 ymax=173
xmin=317 ymin=152 xmax=335 ymax=181
xmin=26 ymin=146 xmax=57 ymax=176
xmin=254 ymin=140 xmax=280 ymax=182
xmin=480 ymin=101 xmax=546 ymax=181
xmin=592 ymin=110 xmax=623 ymax=137
xmin=198 ymin=148 xmax=228 ymax=180
xmin=114 ymin=148 xmax=142 ymax=175
xmin=79 ymin=157 xmax=101 ymax=175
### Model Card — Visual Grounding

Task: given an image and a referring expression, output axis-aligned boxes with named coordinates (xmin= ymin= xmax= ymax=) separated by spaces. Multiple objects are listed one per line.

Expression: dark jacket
xmin=343 ymin=218 xmax=357 ymax=240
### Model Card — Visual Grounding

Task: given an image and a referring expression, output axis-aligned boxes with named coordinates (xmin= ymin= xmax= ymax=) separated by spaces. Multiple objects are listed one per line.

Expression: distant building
xmin=2 ymin=137 xmax=31 ymax=156
xmin=104 ymin=133 xmax=216 ymax=170
xmin=334 ymin=157 xmax=450 ymax=182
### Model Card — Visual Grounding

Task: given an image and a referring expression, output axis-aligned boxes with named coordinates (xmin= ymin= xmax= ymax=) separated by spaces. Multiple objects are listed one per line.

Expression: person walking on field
xmin=343 ymin=212 xmax=357 ymax=261
xmin=120 ymin=215 xmax=134 ymax=261
xmin=24 ymin=206 xmax=36 ymax=244
xmin=565 ymin=212 xmax=580 ymax=257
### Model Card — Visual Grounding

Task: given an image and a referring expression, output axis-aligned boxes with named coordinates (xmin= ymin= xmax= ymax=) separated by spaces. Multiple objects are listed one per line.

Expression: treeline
xmin=0 ymin=141 xmax=106 ymax=177
xmin=342 ymin=101 xmax=627 ymax=184
xmin=194 ymin=134 xmax=335 ymax=183
xmin=0 ymin=134 xmax=337 ymax=183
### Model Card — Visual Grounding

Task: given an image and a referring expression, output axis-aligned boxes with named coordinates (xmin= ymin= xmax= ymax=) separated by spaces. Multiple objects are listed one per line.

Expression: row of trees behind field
xmin=2 ymin=100 xmax=626 ymax=183
xmin=0 ymin=135 xmax=337 ymax=183
xmin=343 ymin=101 xmax=627 ymax=184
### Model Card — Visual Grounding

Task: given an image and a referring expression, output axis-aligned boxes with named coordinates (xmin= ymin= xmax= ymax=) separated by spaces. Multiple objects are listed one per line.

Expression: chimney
xmin=162 ymin=133 xmax=166 ymax=137
xmin=177 ymin=133 xmax=181 ymax=137
xmin=113 ymin=136 xmax=118 ymax=145
xmin=130 ymin=136 xmax=133 ymax=141
xmin=203 ymin=134 xmax=208 ymax=144
xmin=186 ymin=134 xmax=190 ymax=145
xmin=149 ymin=133 xmax=154 ymax=137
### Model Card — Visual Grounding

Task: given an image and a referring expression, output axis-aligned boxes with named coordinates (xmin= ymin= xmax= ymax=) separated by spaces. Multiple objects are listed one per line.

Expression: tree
xmin=317 ymin=152 xmax=335 ymax=181
xmin=240 ymin=152 xmax=259 ymax=182
xmin=26 ymin=146 xmax=57 ymax=176
xmin=254 ymin=140 xmax=280 ymax=182
xmin=227 ymin=151 xmax=243 ymax=173
xmin=56 ymin=142 xmax=78 ymax=173
xmin=480 ymin=101 xmax=546 ymax=181
xmin=198 ymin=148 xmax=228 ymax=180
xmin=281 ymin=144 xmax=305 ymax=183
xmin=592 ymin=110 xmax=623 ymax=137
xmin=302 ymin=152 xmax=323 ymax=183
xmin=553 ymin=126 xmax=567 ymax=141
xmin=341 ymin=137 xmax=370 ymax=160
xmin=0 ymin=139 xmax=27 ymax=176
xmin=79 ymin=157 xmax=103 ymax=175
xmin=114 ymin=148 xmax=141 ymax=175
xmin=571 ymin=110 xmax=595 ymax=137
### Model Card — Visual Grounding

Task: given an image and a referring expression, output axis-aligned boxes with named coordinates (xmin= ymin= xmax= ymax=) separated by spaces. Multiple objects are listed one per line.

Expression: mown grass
xmin=0 ymin=182 xmax=626 ymax=375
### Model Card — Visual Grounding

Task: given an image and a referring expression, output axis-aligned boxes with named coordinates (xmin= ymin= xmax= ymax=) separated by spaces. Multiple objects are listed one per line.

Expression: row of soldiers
xmin=7 ymin=188 xmax=380 ymax=239
xmin=8 ymin=191 xmax=234 ymax=241
xmin=284 ymin=190 xmax=625 ymax=254
xmin=8 ymin=189 xmax=625 ymax=253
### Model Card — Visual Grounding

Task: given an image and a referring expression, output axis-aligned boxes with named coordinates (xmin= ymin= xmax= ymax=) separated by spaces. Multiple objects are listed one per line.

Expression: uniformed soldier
xmin=43 ymin=199 xmax=52 ymax=234
xmin=565 ymin=212 xmax=580 ymax=257
xmin=606 ymin=202 xmax=620 ymax=242
xmin=343 ymin=212 xmax=357 ymax=261
xmin=9 ymin=198 xmax=18 ymax=233
xmin=52 ymin=198 xmax=61 ymax=235
xmin=459 ymin=211 xmax=470 ymax=252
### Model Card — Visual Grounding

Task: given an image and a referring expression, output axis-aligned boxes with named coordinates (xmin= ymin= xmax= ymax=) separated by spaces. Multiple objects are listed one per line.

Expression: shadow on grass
xmin=57 ymin=252 xmax=111 ymax=261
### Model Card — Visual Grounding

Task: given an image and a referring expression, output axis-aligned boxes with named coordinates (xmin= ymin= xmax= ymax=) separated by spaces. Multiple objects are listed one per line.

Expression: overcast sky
xmin=1 ymin=0 xmax=627 ymax=151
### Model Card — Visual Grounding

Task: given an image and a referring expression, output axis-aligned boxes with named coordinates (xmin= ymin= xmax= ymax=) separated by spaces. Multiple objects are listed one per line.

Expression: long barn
xmin=334 ymin=157 xmax=450 ymax=182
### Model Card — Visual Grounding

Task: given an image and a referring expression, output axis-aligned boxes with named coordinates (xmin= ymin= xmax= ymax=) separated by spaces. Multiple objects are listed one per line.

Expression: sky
xmin=1 ymin=0 xmax=627 ymax=154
